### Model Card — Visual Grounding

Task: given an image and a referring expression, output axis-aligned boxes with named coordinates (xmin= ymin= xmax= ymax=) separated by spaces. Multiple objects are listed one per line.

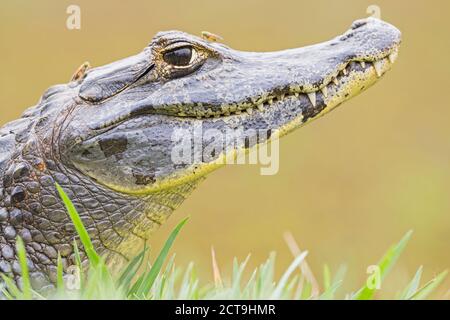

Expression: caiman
xmin=0 ymin=18 xmax=401 ymax=291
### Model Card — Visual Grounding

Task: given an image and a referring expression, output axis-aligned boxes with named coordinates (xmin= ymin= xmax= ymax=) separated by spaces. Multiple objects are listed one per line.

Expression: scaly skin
xmin=0 ymin=18 xmax=401 ymax=291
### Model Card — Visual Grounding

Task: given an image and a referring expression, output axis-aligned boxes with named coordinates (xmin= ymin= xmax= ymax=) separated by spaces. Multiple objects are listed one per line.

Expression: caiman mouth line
xmin=94 ymin=46 xmax=399 ymax=132
xmin=174 ymin=47 xmax=399 ymax=120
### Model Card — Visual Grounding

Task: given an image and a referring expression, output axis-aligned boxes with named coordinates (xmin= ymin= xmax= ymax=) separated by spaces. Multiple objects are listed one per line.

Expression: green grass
xmin=0 ymin=184 xmax=447 ymax=300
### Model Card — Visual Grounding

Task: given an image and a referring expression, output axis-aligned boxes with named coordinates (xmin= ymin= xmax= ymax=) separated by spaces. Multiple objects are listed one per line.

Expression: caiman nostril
xmin=351 ymin=19 xmax=368 ymax=30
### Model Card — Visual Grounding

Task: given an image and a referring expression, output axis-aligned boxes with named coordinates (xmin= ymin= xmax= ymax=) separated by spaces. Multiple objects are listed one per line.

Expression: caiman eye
xmin=163 ymin=46 xmax=196 ymax=67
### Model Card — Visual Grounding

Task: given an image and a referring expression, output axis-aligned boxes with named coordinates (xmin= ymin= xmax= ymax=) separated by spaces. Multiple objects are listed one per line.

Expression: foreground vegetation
xmin=1 ymin=184 xmax=447 ymax=299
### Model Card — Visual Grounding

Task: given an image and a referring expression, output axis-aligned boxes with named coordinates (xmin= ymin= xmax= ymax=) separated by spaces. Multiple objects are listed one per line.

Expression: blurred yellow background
xmin=1 ymin=0 xmax=449 ymax=297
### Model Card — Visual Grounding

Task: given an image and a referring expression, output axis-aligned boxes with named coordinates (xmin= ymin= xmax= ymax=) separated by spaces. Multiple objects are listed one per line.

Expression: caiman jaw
xmin=174 ymin=47 xmax=399 ymax=122
xmin=258 ymin=46 xmax=399 ymax=138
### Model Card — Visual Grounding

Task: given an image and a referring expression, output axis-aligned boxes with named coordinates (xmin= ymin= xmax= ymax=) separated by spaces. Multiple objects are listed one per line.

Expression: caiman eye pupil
xmin=163 ymin=47 xmax=193 ymax=66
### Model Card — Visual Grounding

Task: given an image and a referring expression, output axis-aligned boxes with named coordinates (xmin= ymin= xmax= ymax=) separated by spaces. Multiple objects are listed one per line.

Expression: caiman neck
xmin=0 ymin=130 xmax=201 ymax=288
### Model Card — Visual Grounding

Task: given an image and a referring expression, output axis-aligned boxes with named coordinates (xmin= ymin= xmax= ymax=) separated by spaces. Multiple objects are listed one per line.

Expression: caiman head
xmin=0 ymin=17 xmax=401 ymax=282
xmin=60 ymin=17 xmax=401 ymax=195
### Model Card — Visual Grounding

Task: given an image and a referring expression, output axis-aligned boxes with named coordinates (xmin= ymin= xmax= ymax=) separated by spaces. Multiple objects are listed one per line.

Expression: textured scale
xmin=0 ymin=92 xmax=200 ymax=291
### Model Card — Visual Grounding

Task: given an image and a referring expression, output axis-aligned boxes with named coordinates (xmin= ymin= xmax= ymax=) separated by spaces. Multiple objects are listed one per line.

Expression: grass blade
xmin=353 ymin=230 xmax=413 ymax=300
xmin=211 ymin=246 xmax=223 ymax=288
xmin=56 ymin=253 xmax=64 ymax=293
xmin=323 ymin=264 xmax=331 ymax=291
xmin=135 ymin=217 xmax=189 ymax=298
xmin=399 ymin=266 xmax=423 ymax=299
xmin=56 ymin=183 xmax=100 ymax=266
xmin=270 ymin=251 xmax=308 ymax=299
xmin=117 ymin=244 xmax=148 ymax=289
xmin=72 ymin=239 xmax=84 ymax=290
xmin=15 ymin=236 xmax=32 ymax=299
xmin=409 ymin=270 xmax=448 ymax=300
xmin=1 ymin=274 xmax=21 ymax=299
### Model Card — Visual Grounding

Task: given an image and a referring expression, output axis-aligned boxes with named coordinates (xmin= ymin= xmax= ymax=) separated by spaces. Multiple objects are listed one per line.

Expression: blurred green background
xmin=1 ymin=0 xmax=449 ymax=297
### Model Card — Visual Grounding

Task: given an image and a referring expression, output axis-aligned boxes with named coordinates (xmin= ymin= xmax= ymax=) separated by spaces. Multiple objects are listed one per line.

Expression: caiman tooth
xmin=360 ymin=61 xmax=366 ymax=68
xmin=235 ymin=110 xmax=242 ymax=115
xmin=280 ymin=94 xmax=285 ymax=100
xmin=246 ymin=108 xmax=253 ymax=115
xmin=388 ymin=50 xmax=398 ymax=63
xmin=373 ymin=60 xmax=383 ymax=77
xmin=321 ymin=86 xmax=328 ymax=98
xmin=332 ymin=77 xmax=339 ymax=86
xmin=307 ymin=92 xmax=316 ymax=107
xmin=342 ymin=68 xmax=348 ymax=76
xmin=268 ymin=98 xmax=273 ymax=105
xmin=257 ymin=104 xmax=264 ymax=112
xmin=294 ymin=92 xmax=299 ymax=98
